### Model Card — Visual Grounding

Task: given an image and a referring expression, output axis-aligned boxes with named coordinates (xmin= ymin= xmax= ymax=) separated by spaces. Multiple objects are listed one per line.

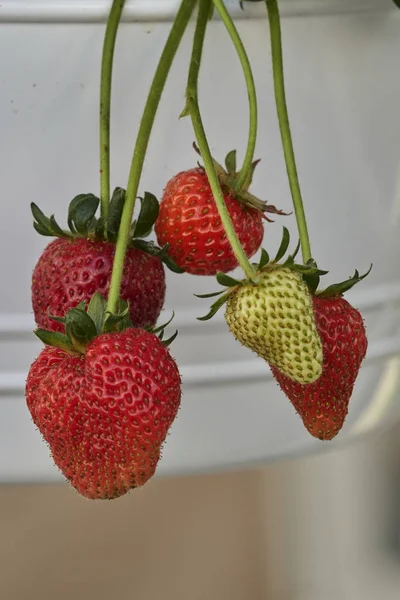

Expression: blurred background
xmin=1 ymin=1 xmax=400 ymax=598
xmin=2 ymin=425 xmax=400 ymax=600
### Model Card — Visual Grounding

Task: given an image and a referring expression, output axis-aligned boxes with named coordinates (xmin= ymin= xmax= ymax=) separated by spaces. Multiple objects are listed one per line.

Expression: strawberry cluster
xmin=25 ymin=0 xmax=370 ymax=500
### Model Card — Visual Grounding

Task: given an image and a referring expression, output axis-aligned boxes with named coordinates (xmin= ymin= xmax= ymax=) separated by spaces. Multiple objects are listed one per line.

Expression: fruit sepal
xmin=31 ymin=188 xmax=183 ymax=273
xmin=316 ymin=265 xmax=372 ymax=298
xmin=35 ymin=294 xmax=130 ymax=354
xmin=131 ymin=240 xmax=185 ymax=274
xmin=145 ymin=312 xmax=178 ymax=347
xmin=196 ymin=226 xmax=371 ymax=320
xmin=196 ymin=226 xmax=325 ymax=320
xmin=34 ymin=293 xmax=179 ymax=354
xmin=193 ymin=143 xmax=288 ymax=220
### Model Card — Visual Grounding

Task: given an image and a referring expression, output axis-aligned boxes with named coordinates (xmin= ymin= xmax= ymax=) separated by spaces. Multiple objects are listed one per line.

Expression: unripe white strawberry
xmin=225 ymin=267 xmax=323 ymax=384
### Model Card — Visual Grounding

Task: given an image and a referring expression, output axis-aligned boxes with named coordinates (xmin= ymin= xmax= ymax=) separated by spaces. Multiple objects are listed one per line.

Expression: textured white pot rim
xmin=1 ymin=280 xmax=399 ymax=337
xmin=0 ymin=0 xmax=394 ymax=23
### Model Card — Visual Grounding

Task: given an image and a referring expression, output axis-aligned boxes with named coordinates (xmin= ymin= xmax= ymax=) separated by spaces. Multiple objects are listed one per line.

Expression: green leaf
xmin=303 ymin=273 xmax=320 ymax=294
xmin=87 ymin=217 xmax=98 ymax=238
xmin=159 ymin=252 xmax=185 ymax=274
xmin=162 ymin=330 xmax=178 ymax=347
xmin=49 ymin=215 xmax=66 ymax=238
xmin=31 ymin=202 xmax=72 ymax=239
xmin=65 ymin=308 xmax=98 ymax=352
xmin=293 ymin=264 xmax=329 ymax=276
xmin=133 ymin=192 xmax=160 ymax=239
xmin=225 ymin=150 xmax=237 ymax=175
xmin=34 ymin=329 xmax=74 ymax=353
xmin=33 ymin=221 xmax=53 ymax=236
xmin=317 ymin=265 xmax=372 ymax=298
xmin=131 ymin=239 xmax=185 ymax=274
xmin=87 ymin=293 xmax=107 ymax=334
xmin=151 ymin=312 xmax=175 ymax=335
xmin=216 ymin=272 xmax=242 ymax=287
xmin=194 ymin=290 xmax=226 ymax=299
xmin=392 ymin=0 xmax=400 ymax=8
xmin=67 ymin=194 xmax=87 ymax=233
xmin=179 ymin=104 xmax=190 ymax=119
xmin=290 ymin=240 xmax=301 ymax=260
xmin=70 ymin=194 xmax=100 ymax=236
xmin=31 ymin=202 xmax=51 ymax=228
xmin=242 ymin=158 xmax=261 ymax=191
xmin=131 ymin=239 xmax=159 ymax=256
xmin=119 ymin=316 xmax=133 ymax=331
xmin=283 ymin=254 xmax=294 ymax=268
xmin=107 ymin=188 xmax=126 ymax=241
xmin=104 ymin=299 xmax=131 ymax=331
xmin=274 ymin=227 xmax=290 ymax=263
xmin=95 ymin=216 xmax=106 ymax=241
xmin=258 ymin=248 xmax=270 ymax=270
xmin=105 ymin=309 xmax=133 ymax=333
xmin=47 ymin=312 xmax=66 ymax=324
xmin=197 ymin=291 xmax=231 ymax=321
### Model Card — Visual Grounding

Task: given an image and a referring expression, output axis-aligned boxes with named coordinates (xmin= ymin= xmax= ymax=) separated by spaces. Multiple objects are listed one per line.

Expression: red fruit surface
xmin=32 ymin=238 xmax=166 ymax=331
xmin=155 ymin=168 xmax=264 ymax=275
xmin=26 ymin=328 xmax=181 ymax=499
xmin=271 ymin=296 xmax=367 ymax=441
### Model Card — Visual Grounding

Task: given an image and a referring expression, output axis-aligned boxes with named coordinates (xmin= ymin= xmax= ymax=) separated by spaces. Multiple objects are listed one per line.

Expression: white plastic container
xmin=0 ymin=0 xmax=399 ymax=482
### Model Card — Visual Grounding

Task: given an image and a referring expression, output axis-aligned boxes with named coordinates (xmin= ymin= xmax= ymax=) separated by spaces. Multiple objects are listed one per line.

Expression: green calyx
xmin=35 ymin=293 xmax=129 ymax=355
xmin=35 ymin=293 xmax=178 ymax=355
xmin=196 ymin=226 xmax=371 ymax=320
xmin=196 ymin=227 xmax=324 ymax=321
xmin=31 ymin=189 xmax=184 ymax=274
xmin=194 ymin=144 xmax=288 ymax=220
xmin=316 ymin=265 xmax=372 ymax=299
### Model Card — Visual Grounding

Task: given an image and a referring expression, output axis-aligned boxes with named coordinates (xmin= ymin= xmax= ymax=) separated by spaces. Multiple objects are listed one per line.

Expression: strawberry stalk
xmin=265 ymin=0 xmax=312 ymax=264
xmin=99 ymin=0 xmax=126 ymax=222
xmin=106 ymin=0 xmax=198 ymax=316
xmin=211 ymin=0 xmax=258 ymax=191
xmin=184 ymin=0 xmax=258 ymax=281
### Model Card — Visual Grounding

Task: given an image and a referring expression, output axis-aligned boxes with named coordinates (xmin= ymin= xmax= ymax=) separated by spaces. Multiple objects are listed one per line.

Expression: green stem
xmin=106 ymin=0 xmax=197 ymax=316
xmin=185 ymin=0 xmax=258 ymax=281
xmin=99 ymin=0 xmax=126 ymax=221
xmin=212 ymin=0 xmax=258 ymax=190
xmin=265 ymin=0 xmax=312 ymax=264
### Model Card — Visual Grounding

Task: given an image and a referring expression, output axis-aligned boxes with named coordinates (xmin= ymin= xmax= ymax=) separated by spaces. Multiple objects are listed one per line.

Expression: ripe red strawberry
xmin=155 ymin=167 xmax=264 ymax=275
xmin=155 ymin=149 xmax=287 ymax=276
xmin=26 ymin=325 xmax=181 ymax=500
xmin=32 ymin=238 xmax=165 ymax=332
xmin=30 ymin=188 xmax=183 ymax=331
xmin=271 ymin=295 xmax=367 ymax=440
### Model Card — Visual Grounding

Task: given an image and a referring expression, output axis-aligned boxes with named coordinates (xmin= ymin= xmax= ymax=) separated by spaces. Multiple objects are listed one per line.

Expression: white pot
xmin=0 ymin=0 xmax=399 ymax=482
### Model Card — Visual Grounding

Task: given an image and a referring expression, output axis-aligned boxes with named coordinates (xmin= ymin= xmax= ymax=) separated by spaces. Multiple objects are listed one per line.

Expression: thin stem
xmin=106 ymin=0 xmax=197 ymax=316
xmin=185 ymin=0 xmax=258 ymax=280
xmin=212 ymin=0 xmax=258 ymax=190
xmin=265 ymin=0 xmax=312 ymax=264
xmin=100 ymin=0 xmax=126 ymax=221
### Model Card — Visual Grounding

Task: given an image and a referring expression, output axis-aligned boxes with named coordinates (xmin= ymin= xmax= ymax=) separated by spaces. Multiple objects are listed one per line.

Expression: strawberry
xmin=31 ymin=189 xmax=182 ymax=332
xmin=225 ymin=267 xmax=323 ymax=384
xmin=32 ymin=238 xmax=165 ymax=331
xmin=155 ymin=151 xmax=286 ymax=275
xmin=26 ymin=297 xmax=181 ymax=499
xmin=271 ymin=295 xmax=367 ymax=440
